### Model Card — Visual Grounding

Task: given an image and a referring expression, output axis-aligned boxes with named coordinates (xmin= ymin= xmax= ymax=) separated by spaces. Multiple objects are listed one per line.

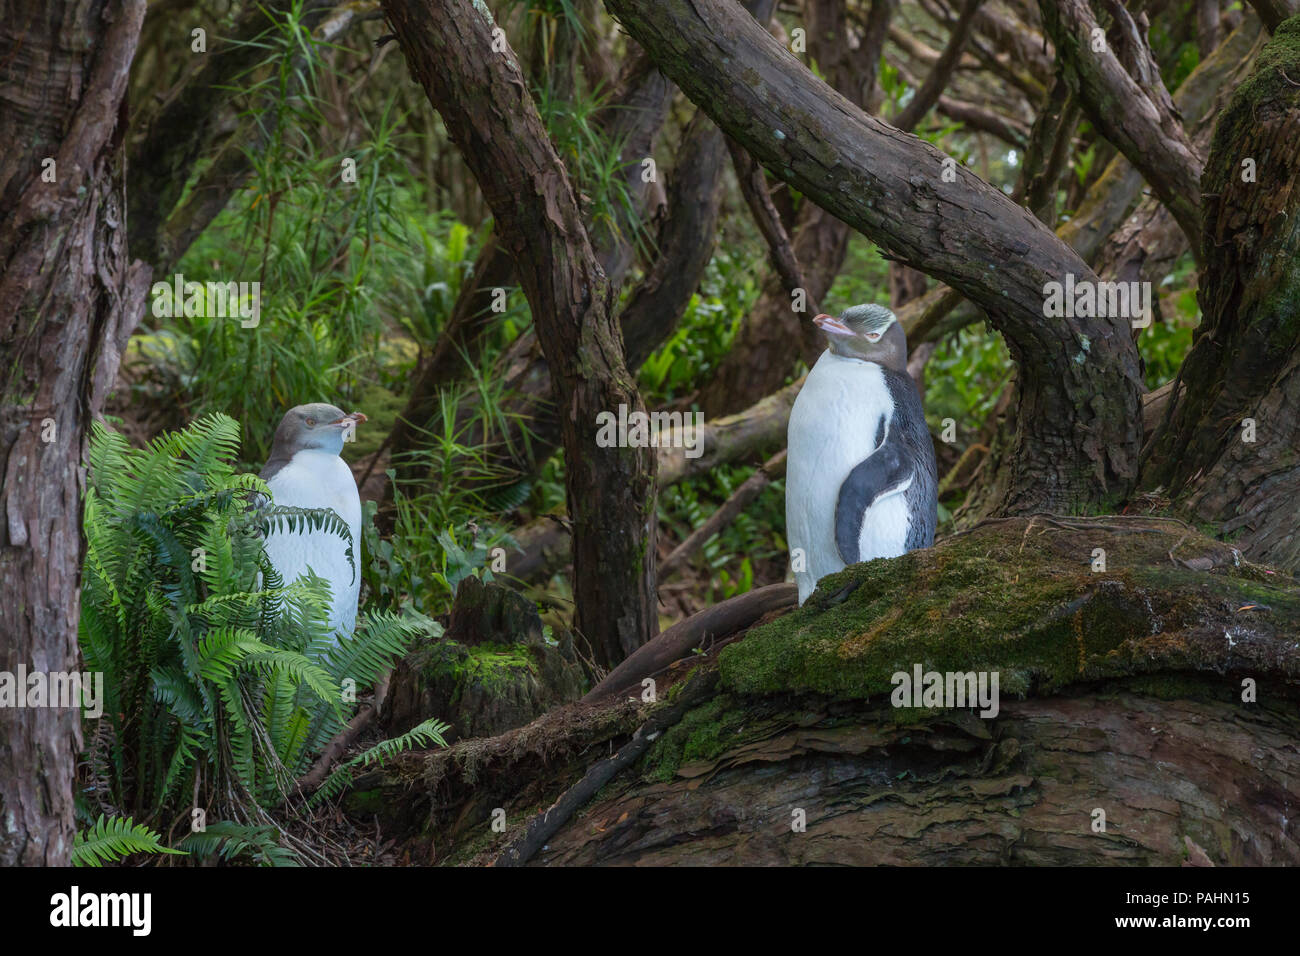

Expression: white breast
xmin=786 ymin=351 xmax=908 ymax=604
xmin=263 ymin=450 xmax=362 ymax=639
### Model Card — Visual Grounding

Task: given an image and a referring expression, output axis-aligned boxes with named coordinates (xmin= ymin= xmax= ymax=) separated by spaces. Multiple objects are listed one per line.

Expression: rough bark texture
xmin=1056 ymin=16 xmax=1260 ymax=264
xmin=356 ymin=517 xmax=1300 ymax=866
xmin=1142 ymin=17 xmax=1300 ymax=572
xmin=1020 ymin=75 xmax=1079 ymax=225
xmin=448 ymin=107 xmax=731 ymax=493
xmin=960 ymin=17 xmax=1263 ymax=522
xmin=970 ymin=0 xmax=1054 ymax=84
xmin=387 ymin=44 xmax=676 ymax=487
xmin=604 ymin=0 xmax=1144 ymax=514
xmin=383 ymin=0 xmax=657 ymax=666
xmin=389 ymin=27 xmax=744 ymax=502
xmin=0 ymin=0 xmax=148 ymax=866
xmin=616 ymin=112 xmax=728 ymax=370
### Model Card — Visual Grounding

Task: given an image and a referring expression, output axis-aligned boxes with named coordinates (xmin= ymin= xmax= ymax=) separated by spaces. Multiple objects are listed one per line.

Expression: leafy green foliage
xmin=657 ymin=465 xmax=787 ymax=601
xmin=125 ymin=2 xmax=454 ymax=464
xmin=924 ymin=327 xmax=1013 ymax=437
xmin=175 ymin=821 xmax=301 ymax=867
xmin=1142 ymin=253 xmax=1201 ymax=389
xmin=80 ymin=414 xmax=442 ymax=863
xmin=638 ymin=239 xmax=763 ymax=405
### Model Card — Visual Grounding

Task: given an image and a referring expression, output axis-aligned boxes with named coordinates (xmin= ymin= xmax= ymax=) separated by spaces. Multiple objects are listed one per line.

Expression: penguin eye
xmin=305 ymin=418 xmax=316 ymax=426
xmin=865 ymin=332 xmax=882 ymax=342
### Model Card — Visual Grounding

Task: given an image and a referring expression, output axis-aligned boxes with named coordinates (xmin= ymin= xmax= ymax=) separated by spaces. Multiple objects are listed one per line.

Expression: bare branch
xmin=1037 ymin=0 xmax=1204 ymax=251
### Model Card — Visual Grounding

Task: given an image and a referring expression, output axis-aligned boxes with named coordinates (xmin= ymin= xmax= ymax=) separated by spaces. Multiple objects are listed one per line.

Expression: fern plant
xmin=73 ymin=816 xmax=185 ymax=867
xmin=80 ymin=413 xmax=445 ymax=864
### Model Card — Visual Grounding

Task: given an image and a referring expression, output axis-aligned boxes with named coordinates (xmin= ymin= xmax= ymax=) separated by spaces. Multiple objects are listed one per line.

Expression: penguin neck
xmin=269 ymin=448 xmax=356 ymax=502
xmin=819 ymin=348 xmax=878 ymax=370
xmin=289 ymin=447 xmax=344 ymax=466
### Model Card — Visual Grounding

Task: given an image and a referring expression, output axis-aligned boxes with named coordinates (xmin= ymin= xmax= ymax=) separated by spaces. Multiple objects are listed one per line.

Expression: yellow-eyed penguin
xmin=786 ymin=304 xmax=937 ymax=604
xmin=260 ymin=403 xmax=368 ymax=638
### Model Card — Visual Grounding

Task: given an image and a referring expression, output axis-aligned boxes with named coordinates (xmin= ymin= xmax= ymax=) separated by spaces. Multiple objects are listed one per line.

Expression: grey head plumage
xmin=813 ymin=303 xmax=908 ymax=370
xmin=260 ymin=403 xmax=368 ymax=481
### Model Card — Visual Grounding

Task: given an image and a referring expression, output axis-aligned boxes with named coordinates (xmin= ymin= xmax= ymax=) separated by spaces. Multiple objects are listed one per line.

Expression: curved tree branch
xmin=603 ymin=0 xmax=1143 ymax=513
xmin=1037 ymin=0 xmax=1204 ymax=252
xmin=893 ymin=0 xmax=983 ymax=133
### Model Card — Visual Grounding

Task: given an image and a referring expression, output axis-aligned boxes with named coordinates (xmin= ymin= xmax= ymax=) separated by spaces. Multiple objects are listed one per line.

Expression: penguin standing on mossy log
xmin=786 ymin=304 xmax=937 ymax=605
xmin=259 ymin=403 xmax=368 ymax=638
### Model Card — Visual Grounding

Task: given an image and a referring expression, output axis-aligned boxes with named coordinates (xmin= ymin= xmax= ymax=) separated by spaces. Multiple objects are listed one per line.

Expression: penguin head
xmin=271 ymin=403 xmax=368 ymax=458
xmin=814 ymin=304 xmax=907 ymax=370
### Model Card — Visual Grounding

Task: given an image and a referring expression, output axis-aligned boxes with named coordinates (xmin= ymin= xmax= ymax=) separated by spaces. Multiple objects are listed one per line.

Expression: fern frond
xmin=72 ymin=815 xmax=184 ymax=867
xmin=309 ymin=717 xmax=449 ymax=807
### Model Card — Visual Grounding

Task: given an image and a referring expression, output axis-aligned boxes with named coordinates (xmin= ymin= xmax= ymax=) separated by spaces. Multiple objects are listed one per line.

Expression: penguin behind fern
xmin=786 ymin=304 xmax=937 ymax=604
xmin=259 ymin=403 xmax=368 ymax=640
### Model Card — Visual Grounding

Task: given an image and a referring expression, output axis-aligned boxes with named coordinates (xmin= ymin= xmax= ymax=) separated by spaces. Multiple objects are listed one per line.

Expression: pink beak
xmin=813 ymin=313 xmax=853 ymax=336
xmin=330 ymin=411 xmax=368 ymax=427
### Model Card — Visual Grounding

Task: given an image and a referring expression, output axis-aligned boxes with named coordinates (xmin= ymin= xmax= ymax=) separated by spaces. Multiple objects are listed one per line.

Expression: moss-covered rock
xmin=719 ymin=517 xmax=1300 ymax=702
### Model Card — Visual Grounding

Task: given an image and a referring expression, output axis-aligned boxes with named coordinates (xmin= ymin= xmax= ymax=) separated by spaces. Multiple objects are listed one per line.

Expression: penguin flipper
xmin=834 ymin=443 xmax=912 ymax=565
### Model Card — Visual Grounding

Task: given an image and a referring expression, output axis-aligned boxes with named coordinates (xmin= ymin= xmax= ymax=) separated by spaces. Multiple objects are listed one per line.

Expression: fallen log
xmin=352 ymin=516 xmax=1300 ymax=865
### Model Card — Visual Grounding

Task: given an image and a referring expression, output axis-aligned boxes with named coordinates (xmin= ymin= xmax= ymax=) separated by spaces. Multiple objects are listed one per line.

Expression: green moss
xmin=457 ymin=643 xmax=537 ymax=690
xmin=422 ymin=641 xmax=539 ymax=695
xmin=1206 ymin=16 xmax=1300 ymax=201
xmin=641 ymin=695 xmax=777 ymax=783
xmin=718 ymin=519 xmax=1300 ymax=703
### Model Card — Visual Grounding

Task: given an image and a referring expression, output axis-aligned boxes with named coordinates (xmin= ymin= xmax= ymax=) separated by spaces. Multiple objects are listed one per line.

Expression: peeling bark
xmin=0 ymin=0 xmax=148 ymax=866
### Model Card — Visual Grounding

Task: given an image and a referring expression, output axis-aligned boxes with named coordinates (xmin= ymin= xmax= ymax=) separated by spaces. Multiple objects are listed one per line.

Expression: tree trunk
xmin=1142 ymin=16 xmax=1300 ymax=572
xmin=1248 ymin=0 xmax=1300 ymax=31
xmin=382 ymin=0 xmax=658 ymax=666
xmin=0 ymin=0 xmax=148 ymax=866
xmin=354 ymin=517 xmax=1300 ymax=865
